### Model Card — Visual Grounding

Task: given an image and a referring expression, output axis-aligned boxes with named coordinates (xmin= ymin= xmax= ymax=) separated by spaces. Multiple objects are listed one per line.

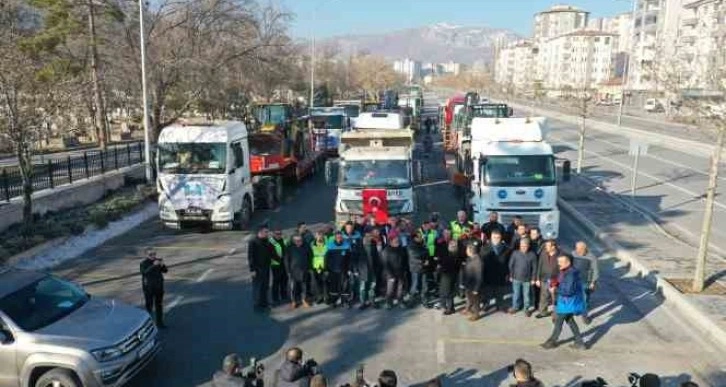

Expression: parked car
xmin=644 ymin=98 xmax=665 ymax=113
xmin=0 ymin=268 xmax=160 ymax=387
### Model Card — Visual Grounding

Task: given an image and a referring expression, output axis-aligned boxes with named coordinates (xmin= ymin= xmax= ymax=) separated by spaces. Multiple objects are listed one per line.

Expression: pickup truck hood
xmin=159 ymin=174 xmax=225 ymax=210
xmin=36 ymin=298 xmax=150 ymax=349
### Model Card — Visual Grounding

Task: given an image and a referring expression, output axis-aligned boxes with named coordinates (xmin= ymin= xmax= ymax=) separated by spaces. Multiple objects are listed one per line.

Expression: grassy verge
xmin=0 ymin=180 xmax=156 ymax=263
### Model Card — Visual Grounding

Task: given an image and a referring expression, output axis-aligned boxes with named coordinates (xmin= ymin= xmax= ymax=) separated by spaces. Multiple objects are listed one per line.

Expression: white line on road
xmin=416 ymin=180 xmax=450 ymax=188
xmin=550 ymin=133 xmax=726 ymax=211
xmin=195 ymin=268 xmax=214 ymax=283
xmin=228 ymin=247 xmax=238 ymax=255
xmin=165 ymin=295 xmax=184 ymax=313
xmin=436 ymin=339 xmax=446 ymax=364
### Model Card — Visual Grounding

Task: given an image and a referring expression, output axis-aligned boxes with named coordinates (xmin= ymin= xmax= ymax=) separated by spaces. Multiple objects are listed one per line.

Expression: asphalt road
xmin=47 ymin=96 xmax=726 ymax=386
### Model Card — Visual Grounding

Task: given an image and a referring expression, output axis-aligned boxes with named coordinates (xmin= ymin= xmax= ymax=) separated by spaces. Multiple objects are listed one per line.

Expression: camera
xmin=239 ymin=357 xmax=265 ymax=387
xmin=304 ymin=358 xmax=319 ymax=375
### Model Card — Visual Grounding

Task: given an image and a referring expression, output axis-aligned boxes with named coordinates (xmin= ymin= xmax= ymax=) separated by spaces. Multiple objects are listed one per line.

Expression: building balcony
xmin=681 ymin=17 xmax=698 ymax=27
xmin=680 ymin=35 xmax=696 ymax=44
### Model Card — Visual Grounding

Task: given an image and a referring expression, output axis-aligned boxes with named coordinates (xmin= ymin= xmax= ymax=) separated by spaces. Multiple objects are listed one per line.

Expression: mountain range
xmin=319 ymin=22 xmax=522 ymax=65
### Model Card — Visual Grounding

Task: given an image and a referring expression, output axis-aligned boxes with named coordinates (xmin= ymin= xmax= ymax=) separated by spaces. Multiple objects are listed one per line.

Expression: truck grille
xmin=499 ymin=213 xmax=541 ymax=226
xmin=342 ymin=199 xmax=409 ymax=214
xmin=500 ymin=201 xmax=542 ymax=207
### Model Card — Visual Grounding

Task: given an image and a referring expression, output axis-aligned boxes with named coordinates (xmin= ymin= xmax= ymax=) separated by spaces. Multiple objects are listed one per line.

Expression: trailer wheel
xmin=265 ymin=183 xmax=278 ymax=209
xmin=238 ymin=197 xmax=252 ymax=230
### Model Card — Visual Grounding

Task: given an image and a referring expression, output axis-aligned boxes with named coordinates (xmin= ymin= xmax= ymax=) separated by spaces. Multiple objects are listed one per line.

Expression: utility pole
xmin=87 ymin=0 xmax=108 ymax=150
xmin=309 ymin=33 xmax=315 ymax=109
xmin=139 ymin=0 xmax=152 ymax=183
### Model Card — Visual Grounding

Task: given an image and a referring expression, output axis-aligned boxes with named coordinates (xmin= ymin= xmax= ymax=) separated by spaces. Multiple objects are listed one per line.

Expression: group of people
xmin=246 ymin=209 xmax=599 ymax=349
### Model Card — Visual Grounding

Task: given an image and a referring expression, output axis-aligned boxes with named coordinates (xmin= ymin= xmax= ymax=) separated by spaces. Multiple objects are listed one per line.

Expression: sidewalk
xmin=559 ymin=175 xmax=726 ymax=349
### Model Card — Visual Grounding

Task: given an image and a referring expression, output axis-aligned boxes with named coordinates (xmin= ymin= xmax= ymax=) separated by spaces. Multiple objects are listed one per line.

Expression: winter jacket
xmin=481 ymin=221 xmax=506 ymax=239
xmin=536 ymin=248 xmax=560 ymax=282
xmin=572 ymin=253 xmax=599 ymax=284
xmin=297 ymin=230 xmax=315 ymax=246
xmin=140 ymin=258 xmax=167 ymax=291
xmin=553 ymin=266 xmax=586 ymax=315
xmin=509 ymin=250 xmax=537 ymax=282
xmin=325 ymin=239 xmax=351 ymax=273
xmin=462 ymin=254 xmax=484 ymax=291
xmin=285 ymin=244 xmax=312 ymax=282
xmin=481 ymin=242 xmax=510 ymax=286
xmin=381 ymin=245 xmax=408 ymax=279
xmin=407 ymin=240 xmax=429 ymax=273
xmin=434 ymin=239 xmax=460 ymax=275
xmin=248 ymin=237 xmax=274 ymax=273
xmin=275 ymin=360 xmax=312 ymax=387
xmin=359 ymin=234 xmax=382 ymax=281
xmin=514 ymin=378 xmax=545 ymax=387
xmin=211 ymin=372 xmax=246 ymax=387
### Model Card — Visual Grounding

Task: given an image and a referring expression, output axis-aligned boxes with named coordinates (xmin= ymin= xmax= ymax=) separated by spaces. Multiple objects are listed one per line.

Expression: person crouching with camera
xmin=212 ymin=354 xmax=263 ymax=387
xmin=276 ymin=347 xmax=319 ymax=387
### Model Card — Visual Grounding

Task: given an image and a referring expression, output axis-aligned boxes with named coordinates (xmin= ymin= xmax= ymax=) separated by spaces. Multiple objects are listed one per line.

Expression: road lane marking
xmin=549 ymin=133 xmax=726 ymax=211
xmin=195 ymin=268 xmax=214 ymax=283
xmin=416 ymin=180 xmax=450 ymax=188
xmin=165 ymin=295 xmax=183 ymax=313
xmin=436 ymin=339 xmax=445 ymax=364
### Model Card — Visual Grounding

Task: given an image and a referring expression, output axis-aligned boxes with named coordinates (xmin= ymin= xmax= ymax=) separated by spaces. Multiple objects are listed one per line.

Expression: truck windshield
xmin=312 ymin=115 xmax=343 ymax=129
xmin=158 ymin=143 xmax=227 ymax=174
xmin=0 ymin=276 xmax=89 ymax=332
xmin=341 ymin=105 xmax=360 ymax=118
xmin=255 ymin=105 xmax=287 ymax=126
xmin=341 ymin=160 xmax=409 ymax=188
xmin=472 ymin=106 xmax=508 ymax=118
xmin=483 ymin=155 xmax=555 ymax=186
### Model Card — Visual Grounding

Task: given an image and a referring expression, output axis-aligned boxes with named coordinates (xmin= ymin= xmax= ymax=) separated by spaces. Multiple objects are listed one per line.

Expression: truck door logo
xmin=184 ymin=183 xmax=204 ymax=196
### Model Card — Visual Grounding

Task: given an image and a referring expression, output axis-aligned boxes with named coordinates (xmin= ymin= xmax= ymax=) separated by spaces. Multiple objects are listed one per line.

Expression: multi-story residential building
xmin=439 ymin=61 xmax=465 ymax=76
xmin=603 ymin=12 xmax=634 ymax=54
xmin=539 ymin=30 xmax=616 ymax=90
xmin=628 ymin=0 xmax=685 ymax=91
xmin=675 ymin=0 xmax=725 ymax=92
xmin=533 ymin=5 xmax=590 ymax=42
xmin=494 ymin=40 xmax=537 ymax=88
xmin=393 ymin=58 xmax=422 ymax=83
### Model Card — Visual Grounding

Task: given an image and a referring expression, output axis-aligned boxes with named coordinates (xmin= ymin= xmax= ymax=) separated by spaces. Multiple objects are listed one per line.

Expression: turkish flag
xmin=362 ymin=189 xmax=388 ymax=224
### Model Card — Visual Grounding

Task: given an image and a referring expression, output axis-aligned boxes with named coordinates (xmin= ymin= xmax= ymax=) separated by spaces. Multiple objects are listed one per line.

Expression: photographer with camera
xmin=508 ymin=359 xmax=543 ymax=387
xmin=275 ymin=347 xmax=319 ymax=387
xmin=212 ymin=354 xmax=264 ymax=387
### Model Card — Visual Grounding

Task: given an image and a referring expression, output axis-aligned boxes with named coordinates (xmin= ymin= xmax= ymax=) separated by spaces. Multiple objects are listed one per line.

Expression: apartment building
xmin=393 ymin=58 xmax=422 ymax=83
xmin=539 ymin=30 xmax=616 ymax=90
xmin=494 ymin=40 xmax=537 ymax=88
xmin=534 ymin=5 xmax=590 ymax=42
xmin=675 ymin=0 xmax=725 ymax=92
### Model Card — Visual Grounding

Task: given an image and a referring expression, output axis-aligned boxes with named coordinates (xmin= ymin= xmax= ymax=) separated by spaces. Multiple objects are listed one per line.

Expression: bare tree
xmin=653 ymin=25 xmax=726 ymax=292
xmin=572 ymin=86 xmax=593 ymax=175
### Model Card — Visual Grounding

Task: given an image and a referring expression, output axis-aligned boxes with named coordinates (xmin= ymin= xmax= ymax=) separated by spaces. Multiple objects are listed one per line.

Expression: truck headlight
xmin=91 ymin=346 xmax=124 ymax=362
xmin=216 ymin=195 xmax=231 ymax=213
xmin=160 ymin=198 xmax=176 ymax=217
xmin=338 ymin=200 xmax=349 ymax=213
xmin=544 ymin=213 xmax=554 ymax=222
xmin=402 ymin=200 xmax=414 ymax=213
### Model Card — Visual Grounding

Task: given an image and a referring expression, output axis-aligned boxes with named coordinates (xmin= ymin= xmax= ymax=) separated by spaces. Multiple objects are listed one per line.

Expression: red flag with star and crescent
xmin=362 ymin=189 xmax=388 ymax=224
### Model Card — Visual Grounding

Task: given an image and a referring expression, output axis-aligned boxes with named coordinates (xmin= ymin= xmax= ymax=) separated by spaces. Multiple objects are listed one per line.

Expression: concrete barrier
xmin=0 ymin=165 xmax=145 ymax=233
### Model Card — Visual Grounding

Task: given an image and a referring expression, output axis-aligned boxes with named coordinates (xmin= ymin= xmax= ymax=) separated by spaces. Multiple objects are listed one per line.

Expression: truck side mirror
xmin=0 ymin=329 xmax=13 ymax=345
xmin=413 ymin=160 xmax=423 ymax=184
xmin=562 ymin=160 xmax=571 ymax=182
xmin=325 ymin=160 xmax=339 ymax=186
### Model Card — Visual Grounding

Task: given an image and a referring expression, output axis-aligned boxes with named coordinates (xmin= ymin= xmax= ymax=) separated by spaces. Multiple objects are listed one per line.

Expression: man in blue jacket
xmin=325 ymin=231 xmax=351 ymax=307
xmin=541 ymin=254 xmax=587 ymax=350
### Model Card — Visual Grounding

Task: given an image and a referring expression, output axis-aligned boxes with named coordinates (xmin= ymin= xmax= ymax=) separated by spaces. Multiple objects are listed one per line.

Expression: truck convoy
xmin=461 ymin=116 xmax=570 ymax=240
xmin=325 ymin=112 xmax=421 ymax=225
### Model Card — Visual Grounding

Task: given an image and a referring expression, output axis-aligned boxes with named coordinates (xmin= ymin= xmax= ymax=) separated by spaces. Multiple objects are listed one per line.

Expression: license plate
xmin=138 ymin=339 xmax=154 ymax=359
xmin=186 ymin=208 xmax=203 ymax=215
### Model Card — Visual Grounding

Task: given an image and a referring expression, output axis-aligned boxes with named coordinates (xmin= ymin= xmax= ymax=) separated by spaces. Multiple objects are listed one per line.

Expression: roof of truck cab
xmin=354 ymin=112 xmax=404 ymax=130
xmin=342 ymin=146 xmax=410 ymax=161
xmin=471 ymin=140 xmax=553 ymax=157
xmin=158 ymin=121 xmax=247 ymax=143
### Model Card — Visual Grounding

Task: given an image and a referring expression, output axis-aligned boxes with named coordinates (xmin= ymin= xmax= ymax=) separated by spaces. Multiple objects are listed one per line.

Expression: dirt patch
xmin=666 ymin=278 xmax=726 ymax=296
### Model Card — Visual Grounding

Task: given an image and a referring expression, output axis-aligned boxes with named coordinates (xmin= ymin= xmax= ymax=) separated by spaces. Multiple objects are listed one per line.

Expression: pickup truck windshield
xmin=341 ymin=160 xmax=409 ymax=188
xmin=483 ymin=155 xmax=555 ymax=187
xmin=312 ymin=115 xmax=344 ymax=129
xmin=158 ymin=143 xmax=227 ymax=174
xmin=0 ymin=276 xmax=89 ymax=332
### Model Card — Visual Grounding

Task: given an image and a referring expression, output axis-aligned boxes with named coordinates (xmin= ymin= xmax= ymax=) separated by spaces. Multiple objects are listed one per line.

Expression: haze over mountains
xmin=319 ymin=22 xmax=522 ymax=65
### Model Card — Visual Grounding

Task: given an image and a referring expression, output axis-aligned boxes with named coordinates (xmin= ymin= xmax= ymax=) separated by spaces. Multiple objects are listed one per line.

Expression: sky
xmin=277 ymin=0 xmax=632 ymax=39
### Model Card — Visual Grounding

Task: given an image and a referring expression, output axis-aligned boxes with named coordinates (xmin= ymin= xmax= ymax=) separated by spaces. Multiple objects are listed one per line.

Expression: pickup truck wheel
xmin=35 ymin=368 xmax=80 ymax=387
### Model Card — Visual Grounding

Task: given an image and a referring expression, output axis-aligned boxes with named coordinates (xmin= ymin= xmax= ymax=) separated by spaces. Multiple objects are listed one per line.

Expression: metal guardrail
xmin=1 ymin=141 xmax=144 ymax=202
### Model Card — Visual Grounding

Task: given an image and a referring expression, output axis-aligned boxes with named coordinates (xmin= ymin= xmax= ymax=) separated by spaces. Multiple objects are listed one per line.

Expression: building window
xmin=605 ymin=37 xmax=611 ymax=44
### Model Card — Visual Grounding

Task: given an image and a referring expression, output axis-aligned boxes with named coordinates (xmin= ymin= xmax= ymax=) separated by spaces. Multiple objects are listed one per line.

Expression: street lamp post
xmin=139 ymin=0 xmax=152 ymax=182
xmin=618 ymin=0 xmax=638 ymax=127
xmin=310 ymin=33 xmax=315 ymax=109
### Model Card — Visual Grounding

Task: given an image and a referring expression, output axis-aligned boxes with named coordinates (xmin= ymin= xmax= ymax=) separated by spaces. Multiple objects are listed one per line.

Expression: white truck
xmin=156 ymin=120 xmax=279 ymax=230
xmin=325 ymin=112 xmax=421 ymax=225
xmin=465 ymin=117 xmax=571 ymax=240
xmin=308 ymin=107 xmax=351 ymax=156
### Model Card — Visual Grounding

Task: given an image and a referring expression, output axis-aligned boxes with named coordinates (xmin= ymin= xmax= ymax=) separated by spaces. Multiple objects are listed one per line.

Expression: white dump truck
xmin=465 ymin=117 xmax=571 ymax=239
xmin=325 ymin=112 xmax=421 ymax=225
xmin=156 ymin=120 xmax=279 ymax=230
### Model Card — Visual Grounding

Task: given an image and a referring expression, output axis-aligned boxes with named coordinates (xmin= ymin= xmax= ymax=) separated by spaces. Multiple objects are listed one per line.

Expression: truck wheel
xmin=265 ymin=184 xmax=277 ymax=209
xmin=35 ymin=368 xmax=80 ymax=387
xmin=239 ymin=197 xmax=252 ymax=230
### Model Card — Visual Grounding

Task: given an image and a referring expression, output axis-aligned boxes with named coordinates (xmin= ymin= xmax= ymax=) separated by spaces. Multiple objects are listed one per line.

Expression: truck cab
xmin=325 ymin=112 xmax=420 ymax=225
xmin=156 ymin=121 xmax=254 ymax=230
xmin=307 ymin=108 xmax=351 ymax=156
xmin=465 ymin=117 xmax=570 ymax=239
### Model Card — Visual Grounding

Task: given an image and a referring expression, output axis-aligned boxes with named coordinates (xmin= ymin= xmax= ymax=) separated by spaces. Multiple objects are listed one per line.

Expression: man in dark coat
xmin=358 ymin=231 xmax=380 ymax=309
xmin=435 ymin=236 xmax=460 ymax=315
xmin=381 ymin=236 xmax=408 ymax=309
xmin=325 ymin=231 xmax=351 ymax=307
xmin=275 ymin=347 xmax=317 ymax=387
xmin=462 ymin=242 xmax=484 ymax=321
xmin=248 ymin=226 xmax=274 ymax=312
xmin=535 ymin=239 xmax=561 ymax=318
xmin=295 ymin=222 xmax=315 ymax=246
xmin=269 ymin=228 xmax=289 ymax=305
xmin=510 ymin=223 xmax=529 ymax=250
xmin=285 ymin=234 xmax=312 ymax=309
xmin=481 ymin=211 xmax=506 ymax=240
xmin=407 ymin=232 xmax=432 ymax=307
xmin=508 ymin=238 xmax=537 ymax=316
xmin=505 ymin=215 xmax=524 ymax=244
xmin=140 ymin=248 xmax=168 ymax=328
xmin=481 ymin=230 xmax=510 ymax=312
xmin=211 ymin=354 xmax=246 ymax=387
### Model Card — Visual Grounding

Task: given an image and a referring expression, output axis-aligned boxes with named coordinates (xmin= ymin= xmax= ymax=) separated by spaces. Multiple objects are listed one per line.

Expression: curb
xmin=558 ymin=197 xmax=726 ymax=350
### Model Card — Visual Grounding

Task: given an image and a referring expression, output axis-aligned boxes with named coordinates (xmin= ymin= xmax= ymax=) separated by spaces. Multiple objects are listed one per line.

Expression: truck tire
xmin=238 ymin=197 xmax=252 ymax=230
xmin=35 ymin=368 xmax=80 ymax=387
xmin=265 ymin=183 xmax=277 ymax=209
